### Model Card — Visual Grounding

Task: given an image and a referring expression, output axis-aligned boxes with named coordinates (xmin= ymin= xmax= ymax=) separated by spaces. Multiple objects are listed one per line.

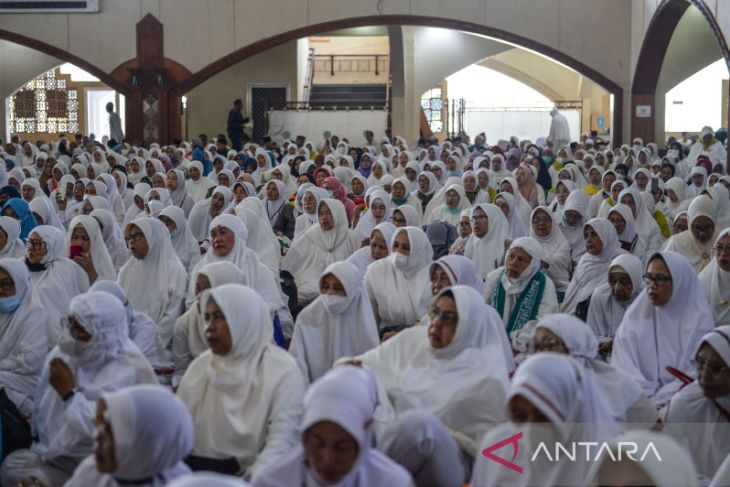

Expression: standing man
xmin=106 ymin=102 xmax=124 ymax=151
xmin=227 ymin=98 xmax=248 ymax=151
xmin=547 ymin=107 xmax=571 ymax=150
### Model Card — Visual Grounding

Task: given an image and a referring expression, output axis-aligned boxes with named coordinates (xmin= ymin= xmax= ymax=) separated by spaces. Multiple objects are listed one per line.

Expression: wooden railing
xmin=312 ymin=54 xmax=389 ymax=76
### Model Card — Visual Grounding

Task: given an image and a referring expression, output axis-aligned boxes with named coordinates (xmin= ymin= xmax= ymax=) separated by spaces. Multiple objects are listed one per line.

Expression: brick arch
xmin=0 ymin=28 xmax=130 ymax=94
xmin=631 ymin=0 xmax=730 ymax=141
xmin=179 ymin=15 xmax=625 ymax=147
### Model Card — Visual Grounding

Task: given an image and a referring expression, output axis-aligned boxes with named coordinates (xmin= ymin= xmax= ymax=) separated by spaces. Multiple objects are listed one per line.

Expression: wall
xmin=184 ymin=41 xmax=297 ymax=140
xmin=297 ymin=38 xmax=309 ymax=101
xmin=308 ymin=36 xmax=390 ymax=85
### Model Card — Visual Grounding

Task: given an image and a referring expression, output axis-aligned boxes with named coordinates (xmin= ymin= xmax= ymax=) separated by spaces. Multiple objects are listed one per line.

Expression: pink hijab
xmin=323 ymin=176 xmax=355 ymax=226
xmin=517 ymin=163 xmax=539 ymax=207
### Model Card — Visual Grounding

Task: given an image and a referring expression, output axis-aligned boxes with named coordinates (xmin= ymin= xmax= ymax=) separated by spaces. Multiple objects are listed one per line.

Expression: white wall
xmin=665 ymin=58 xmax=729 ymax=133
xmin=464 ymin=109 xmax=581 ymax=144
xmin=268 ymin=110 xmax=387 ymax=146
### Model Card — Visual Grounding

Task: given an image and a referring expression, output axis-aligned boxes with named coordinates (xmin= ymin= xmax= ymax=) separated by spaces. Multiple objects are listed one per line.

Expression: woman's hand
xmin=55 ymin=192 xmax=67 ymax=211
xmin=49 ymin=358 xmax=75 ymax=397
xmin=74 ymin=253 xmax=98 ymax=283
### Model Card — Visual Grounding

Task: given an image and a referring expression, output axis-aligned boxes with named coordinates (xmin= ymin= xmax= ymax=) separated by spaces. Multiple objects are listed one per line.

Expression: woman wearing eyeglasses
xmin=342 ymin=286 xmax=509 ymax=487
xmin=699 ymin=229 xmax=730 ymax=326
xmin=612 ymin=251 xmax=715 ymax=409
xmin=25 ymin=225 xmax=89 ymax=336
xmin=662 ymin=325 xmax=730 ymax=484
xmin=118 ymin=218 xmax=188 ymax=369
xmin=663 ymin=194 xmax=718 ymax=273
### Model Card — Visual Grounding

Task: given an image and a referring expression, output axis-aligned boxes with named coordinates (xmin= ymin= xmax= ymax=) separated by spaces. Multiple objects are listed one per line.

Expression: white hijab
xmin=185 ymin=161 xmax=216 ymax=204
xmin=158 ymin=206 xmax=201 ymax=274
xmin=90 ymin=208 xmax=130 ymax=271
xmin=66 ymin=384 xmax=193 ymax=487
xmin=585 ymin=253 xmax=644 ymax=340
xmin=529 ymin=206 xmax=571 ymax=290
xmin=252 ymin=366 xmax=411 ymax=487
xmin=282 ymin=199 xmax=360 ymax=302
xmin=117 ymin=218 xmax=187 ymax=325
xmin=187 ymin=186 xmax=233 ymax=243
xmin=612 ymin=251 xmax=716 ymax=407
xmin=472 ymin=353 xmax=621 ymax=487
xmin=562 ymin=218 xmax=623 ymax=314
xmin=363 ymin=226 xmax=433 ymax=329
xmin=235 ymin=197 xmax=281 ymax=275
xmin=290 ymin=261 xmax=379 ymax=383
xmin=354 ymin=189 xmax=391 ymax=240
xmin=264 ymin=179 xmax=288 ymax=223
xmin=29 ymin=196 xmax=65 ymax=230
xmin=495 ymin=191 xmax=527 ymax=242
xmin=177 ymin=284 xmax=304 ymax=476
xmin=464 ymin=204 xmax=508 ymax=281
xmin=345 ymin=222 xmax=397 ymax=276
xmin=663 ymin=195 xmax=718 ymax=273
xmin=558 ymin=189 xmax=590 ymax=260
xmin=355 ymin=285 xmax=510 ymax=455
xmin=0 ymin=216 xmax=27 ymax=259
xmin=698 ymin=228 xmax=730 ymax=325
xmin=65 ymin=215 xmax=117 ymax=282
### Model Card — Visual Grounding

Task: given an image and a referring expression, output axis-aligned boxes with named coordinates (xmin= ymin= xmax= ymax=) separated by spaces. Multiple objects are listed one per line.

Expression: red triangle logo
xmin=481 ymin=431 xmax=524 ymax=474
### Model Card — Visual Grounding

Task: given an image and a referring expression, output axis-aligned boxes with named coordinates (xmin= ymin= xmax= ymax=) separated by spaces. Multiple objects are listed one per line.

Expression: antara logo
xmin=481 ymin=431 xmax=663 ymax=473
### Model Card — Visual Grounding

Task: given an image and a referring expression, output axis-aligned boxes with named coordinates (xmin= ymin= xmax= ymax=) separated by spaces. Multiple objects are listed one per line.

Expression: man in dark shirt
xmin=227 ymin=99 xmax=249 ymax=151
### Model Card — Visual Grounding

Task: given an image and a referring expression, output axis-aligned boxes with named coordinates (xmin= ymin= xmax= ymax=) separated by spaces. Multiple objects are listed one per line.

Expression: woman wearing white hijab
xmin=586 ymin=254 xmax=644 ymax=357
xmin=0 ymin=216 xmax=26 ymax=258
xmin=562 ymin=218 xmax=623 ymax=318
xmin=187 ymin=186 xmax=232 ymax=243
xmin=113 ymin=169 xmax=134 ymax=209
xmin=499 ymin=177 xmax=533 ymax=225
xmin=364 ymin=226 xmax=432 ymax=335
xmin=172 ymin=262 xmax=244 ymax=388
xmin=293 ymin=185 xmax=326 ymax=240
xmin=664 ymin=325 xmax=730 ymax=484
xmin=252 ymin=366 xmax=412 ymax=487
xmin=65 ymin=384 xmax=194 ymax=487
xmin=166 ymin=168 xmax=194 ymax=217
xmin=346 ymin=222 xmax=397 ymax=276
xmin=349 ymin=286 xmax=509 ymax=486
xmin=290 ymin=261 xmax=379 ymax=383
xmin=707 ymin=183 xmax=730 ymax=232
xmin=235 ymin=197 xmax=281 ymax=276
xmin=28 ymin=196 xmax=65 ymax=230
xmin=618 ymin=186 xmax=664 ymax=252
xmin=178 ymin=284 xmax=304 ymax=479
xmin=185 ymin=161 xmax=215 ymax=204
xmin=0 ymin=292 xmax=157 ymax=487
xmin=354 ymin=189 xmax=392 ymax=242
xmin=608 ymin=203 xmax=646 ymax=263
xmin=252 ymin=148 xmax=274 ymax=187
xmin=0 ymin=259 xmax=48 ymax=416
xmin=89 ymin=279 xmax=160 ymax=369
xmin=265 ymin=179 xmax=295 ymax=239
xmin=559 ymin=189 xmax=591 ymax=261
xmin=118 ymin=218 xmax=187 ymax=367
xmin=65 ymin=215 xmax=117 ymax=283
xmin=89 ymin=208 xmax=130 ymax=272
xmin=529 ymin=207 xmax=571 ymax=293
xmin=699 ymin=228 xmax=730 ymax=326
xmin=472 ymin=353 xmax=621 ymax=487
xmin=665 ymin=176 xmax=691 ymax=219
xmin=26 ymin=225 xmax=89 ymax=336
xmin=283 ymin=199 xmax=360 ymax=305
xmin=122 ymin=182 xmax=151 ymax=227
xmin=494 ymin=191 xmax=528 ymax=243
xmin=189 ymin=214 xmax=285 ymax=319
xmin=158 ymin=206 xmax=201 ymax=274
xmin=391 ymin=176 xmax=424 ymax=220
xmin=464 ymin=204 xmax=509 ymax=281
xmin=585 ymin=431 xmax=697 ymax=487
xmin=97 ymin=173 xmax=126 ymax=223
xmin=689 ymin=165 xmax=708 ymax=197
xmin=485 ymin=237 xmax=558 ymax=348
xmin=532 ymin=314 xmax=658 ymax=426
xmin=612 ymin=251 xmax=715 ymax=408
xmin=425 ymin=184 xmax=468 ymax=227
xmin=664 ymin=195 xmax=718 ymax=273
xmin=412 ymin=172 xmax=439 ymax=221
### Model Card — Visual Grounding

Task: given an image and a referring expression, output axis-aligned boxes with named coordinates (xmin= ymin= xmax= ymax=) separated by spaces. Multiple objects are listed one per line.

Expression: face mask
xmin=392 ymin=197 xmax=408 ymax=206
xmin=0 ymin=295 xmax=21 ymax=313
xmin=444 ymin=206 xmax=461 ymax=214
xmin=169 ymin=229 xmax=180 ymax=239
xmin=321 ymin=294 xmax=349 ymax=315
xmin=58 ymin=333 xmax=89 ymax=357
xmin=391 ymin=251 xmax=409 ymax=272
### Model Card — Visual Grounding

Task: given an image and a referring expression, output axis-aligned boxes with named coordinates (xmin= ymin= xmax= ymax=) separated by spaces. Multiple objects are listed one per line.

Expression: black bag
xmin=279 ymin=270 xmax=299 ymax=319
xmin=0 ymin=388 xmax=32 ymax=460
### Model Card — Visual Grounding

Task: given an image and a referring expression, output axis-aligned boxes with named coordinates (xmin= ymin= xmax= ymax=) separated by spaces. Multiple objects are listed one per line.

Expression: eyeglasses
xmin=714 ymin=244 xmax=730 ymax=255
xmin=642 ymin=273 xmax=672 ymax=287
xmin=125 ymin=232 xmax=145 ymax=243
xmin=472 ymin=214 xmax=488 ymax=222
xmin=25 ymin=238 xmax=45 ymax=250
xmin=428 ymin=306 xmax=458 ymax=327
xmin=691 ymin=223 xmax=715 ymax=233
xmin=532 ymin=217 xmax=551 ymax=225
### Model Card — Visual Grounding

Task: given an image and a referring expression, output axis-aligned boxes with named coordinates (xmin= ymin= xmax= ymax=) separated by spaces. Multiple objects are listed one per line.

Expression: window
xmin=8 ymin=69 xmax=79 ymax=134
xmin=421 ymin=88 xmax=443 ymax=133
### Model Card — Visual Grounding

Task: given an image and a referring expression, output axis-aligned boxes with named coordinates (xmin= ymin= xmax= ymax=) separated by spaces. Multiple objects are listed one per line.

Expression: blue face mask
xmin=0 ymin=295 xmax=21 ymax=313
xmin=392 ymin=197 xmax=408 ymax=206
xmin=444 ymin=206 xmax=461 ymax=215
xmin=169 ymin=229 xmax=181 ymax=239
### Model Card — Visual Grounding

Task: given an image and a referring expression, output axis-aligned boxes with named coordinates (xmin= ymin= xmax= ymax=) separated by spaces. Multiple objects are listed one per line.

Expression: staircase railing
xmin=312 ymin=54 xmax=389 ymax=76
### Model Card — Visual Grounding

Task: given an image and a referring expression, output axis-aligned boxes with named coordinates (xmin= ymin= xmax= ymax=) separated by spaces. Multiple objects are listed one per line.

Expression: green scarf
xmin=491 ymin=269 xmax=546 ymax=338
